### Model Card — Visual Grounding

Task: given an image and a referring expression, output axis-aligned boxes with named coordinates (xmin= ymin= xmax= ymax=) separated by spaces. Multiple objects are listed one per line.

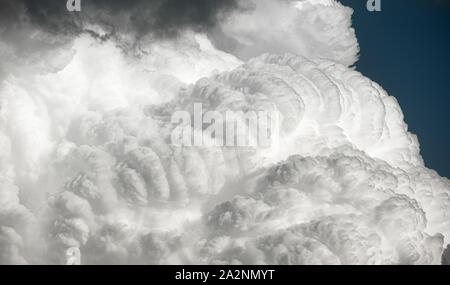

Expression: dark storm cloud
xmin=0 ymin=0 xmax=240 ymax=38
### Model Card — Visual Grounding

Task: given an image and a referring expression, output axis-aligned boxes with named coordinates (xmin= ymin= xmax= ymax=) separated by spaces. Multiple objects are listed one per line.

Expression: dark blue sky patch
xmin=340 ymin=0 xmax=450 ymax=177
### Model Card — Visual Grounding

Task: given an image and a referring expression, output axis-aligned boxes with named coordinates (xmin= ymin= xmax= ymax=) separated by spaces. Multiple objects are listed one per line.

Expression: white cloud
xmin=214 ymin=0 xmax=359 ymax=65
xmin=202 ymin=149 xmax=447 ymax=264
xmin=0 ymin=0 xmax=448 ymax=265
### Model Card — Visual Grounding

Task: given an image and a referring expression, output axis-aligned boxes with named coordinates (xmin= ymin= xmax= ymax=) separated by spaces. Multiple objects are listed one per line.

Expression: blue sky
xmin=340 ymin=0 xmax=450 ymax=177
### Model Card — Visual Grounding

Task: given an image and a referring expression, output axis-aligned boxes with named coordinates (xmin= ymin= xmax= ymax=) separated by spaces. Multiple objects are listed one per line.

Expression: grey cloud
xmin=443 ymin=244 xmax=450 ymax=265
xmin=1 ymin=0 xmax=240 ymax=38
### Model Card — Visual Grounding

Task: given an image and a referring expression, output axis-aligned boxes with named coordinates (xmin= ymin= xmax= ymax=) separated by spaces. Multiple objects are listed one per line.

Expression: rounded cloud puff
xmin=204 ymin=150 xmax=447 ymax=264
xmin=215 ymin=0 xmax=359 ymax=65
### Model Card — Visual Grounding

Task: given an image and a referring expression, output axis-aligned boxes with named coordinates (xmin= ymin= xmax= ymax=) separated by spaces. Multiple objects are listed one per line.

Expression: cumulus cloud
xmin=212 ymin=0 xmax=359 ymax=65
xmin=0 ymin=0 xmax=448 ymax=265
xmin=0 ymin=0 xmax=358 ymax=65
xmin=203 ymin=149 xmax=447 ymax=264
